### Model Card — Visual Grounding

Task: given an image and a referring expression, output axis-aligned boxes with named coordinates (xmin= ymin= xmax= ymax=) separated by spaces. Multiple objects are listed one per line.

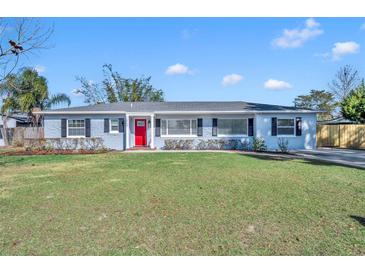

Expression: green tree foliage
xmin=75 ymin=77 xmax=106 ymax=105
xmin=0 ymin=68 xmax=71 ymax=125
xmin=341 ymin=81 xmax=365 ymax=123
xmin=293 ymin=90 xmax=336 ymax=121
xmin=75 ymin=64 xmax=164 ymax=105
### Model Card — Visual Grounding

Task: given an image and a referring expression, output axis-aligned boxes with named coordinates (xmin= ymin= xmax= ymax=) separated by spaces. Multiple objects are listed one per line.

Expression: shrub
xmin=242 ymin=139 xmax=251 ymax=151
xmin=252 ymin=137 xmax=267 ymax=152
xmin=195 ymin=139 xmax=208 ymax=150
xmin=223 ymin=139 xmax=240 ymax=150
xmin=170 ymin=139 xmax=251 ymax=150
xmin=206 ymin=139 xmax=225 ymax=150
xmin=277 ymin=138 xmax=289 ymax=153
xmin=163 ymin=139 xmax=194 ymax=150
xmin=24 ymin=138 xmax=47 ymax=151
xmin=12 ymin=139 xmax=24 ymax=147
xmin=45 ymin=137 xmax=105 ymax=151
xmin=195 ymin=139 xmax=228 ymax=150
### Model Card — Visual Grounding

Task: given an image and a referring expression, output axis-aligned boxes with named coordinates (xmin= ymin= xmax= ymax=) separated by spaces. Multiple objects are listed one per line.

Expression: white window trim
xmin=67 ymin=119 xmax=86 ymax=138
xmin=277 ymin=118 xmax=296 ymax=137
xmin=217 ymin=118 xmax=249 ymax=137
xmin=161 ymin=119 xmax=198 ymax=137
xmin=110 ymin=118 xmax=119 ymax=134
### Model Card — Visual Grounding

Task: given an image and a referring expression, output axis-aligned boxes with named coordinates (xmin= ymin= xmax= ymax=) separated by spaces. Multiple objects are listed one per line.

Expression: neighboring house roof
xmin=37 ymin=101 xmax=320 ymax=114
xmin=0 ymin=113 xmax=31 ymax=123
xmin=317 ymin=117 xmax=358 ymax=125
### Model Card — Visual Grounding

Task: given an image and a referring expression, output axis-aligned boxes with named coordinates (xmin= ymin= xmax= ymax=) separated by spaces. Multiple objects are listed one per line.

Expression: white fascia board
xmin=36 ymin=111 xmax=126 ymax=115
xmin=37 ymin=110 xmax=322 ymax=115
xmin=154 ymin=110 xmax=322 ymax=114
xmin=127 ymin=112 xmax=154 ymax=116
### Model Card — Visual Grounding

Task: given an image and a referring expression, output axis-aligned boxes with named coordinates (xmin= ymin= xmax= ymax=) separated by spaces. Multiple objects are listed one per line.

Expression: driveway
xmin=294 ymin=148 xmax=365 ymax=169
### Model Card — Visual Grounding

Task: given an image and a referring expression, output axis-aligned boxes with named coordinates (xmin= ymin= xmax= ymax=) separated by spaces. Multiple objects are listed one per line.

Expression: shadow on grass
xmin=0 ymin=154 xmax=81 ymax=167
xmin=240 ymin=153 xmax=365 ymax=170
xmin=350 ymin=215 xmax=365 ymax=226
xmin=0 ymin=156 xmax=26 ymax=166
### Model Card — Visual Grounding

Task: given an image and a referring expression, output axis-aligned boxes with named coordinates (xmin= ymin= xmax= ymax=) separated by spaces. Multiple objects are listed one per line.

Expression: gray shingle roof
xmin=41 ymin=101 xmax=317 ymax=113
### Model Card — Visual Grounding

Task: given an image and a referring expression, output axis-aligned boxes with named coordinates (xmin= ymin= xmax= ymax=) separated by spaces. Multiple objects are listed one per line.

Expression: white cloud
xmin=272 ymin=18 xmax=323 ymax=48
xmin=264 ymin=79 xmax=292 ymax=90
xmin=331 ymin=41 xmax=360 ymax=61
xmin=305 ymin=18 xmax=320 ymax=28
xmin=34 ymin=65 xmax=46 ymax=73
xmin=165 ymin=63 xmax=190 ymax=75
xmin=71 ymin=88 xmax=83 ymax=97
xmin=221 ymin=74 xmax=243 ymax=86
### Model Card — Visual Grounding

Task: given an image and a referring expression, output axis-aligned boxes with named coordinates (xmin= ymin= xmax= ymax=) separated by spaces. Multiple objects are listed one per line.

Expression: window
xmin=277 ymin=118 xmax=295 ymax=136
xmin=67 ymin=119 xmax=85 ymax=137
xmin=0 ymin=125 xmax=3 ymax=139
xmin=136 ymin=120 xmax=145 ymax=127
xmin=161 ymin=119 xmax=197 ymax=136
xmin=110 ymin=119 xmax=119 ymax=133
xmin=217 ymin=119 xmax=247 ymax=136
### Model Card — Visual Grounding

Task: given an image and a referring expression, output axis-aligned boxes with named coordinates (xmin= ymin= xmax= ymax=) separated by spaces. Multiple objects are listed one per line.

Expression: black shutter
xmin=155 ymin=119 xmax=161 ymax=137
xmin=104 ymin=118 xmax=109 ymax=133
xmin=271 ymin=117 xmax=277 ymax=136
xmin=212 ymin=118 xmax=218 ymax=136
xmin=296 ymin=117 xmax=302 ymax=136
xmin=61 ymin=119 xmax=67 ymax=137
xmin=248 ymin=118 xmax=254 ymax=136
xmin=119 ymin=118 xmax=124 ymax=133
xmin=197 ymin=118 xmax=203 ymax=136
xmin=85 ymin=118 xmax=91 ymax=137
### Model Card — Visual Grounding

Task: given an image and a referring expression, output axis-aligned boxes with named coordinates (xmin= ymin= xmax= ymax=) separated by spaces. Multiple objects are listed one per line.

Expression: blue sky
xmin=22 ymin=18 xmax=365 ymax=107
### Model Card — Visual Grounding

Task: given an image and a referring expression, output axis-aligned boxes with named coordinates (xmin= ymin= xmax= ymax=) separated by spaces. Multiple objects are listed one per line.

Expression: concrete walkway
xmin=294 ymin=148 xmax=365 ymax=169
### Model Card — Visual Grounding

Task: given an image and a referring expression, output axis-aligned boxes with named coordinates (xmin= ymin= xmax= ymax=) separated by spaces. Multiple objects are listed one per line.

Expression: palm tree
xmin=0 ymin=68 xmax=71 ymax=139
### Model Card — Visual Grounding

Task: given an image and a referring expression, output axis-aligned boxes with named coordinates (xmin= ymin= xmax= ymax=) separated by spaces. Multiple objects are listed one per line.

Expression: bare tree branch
xmin=0 ymin=18 xmax=53 ymax=82
xmin=328 ymin=65 xmax=360 ymax=101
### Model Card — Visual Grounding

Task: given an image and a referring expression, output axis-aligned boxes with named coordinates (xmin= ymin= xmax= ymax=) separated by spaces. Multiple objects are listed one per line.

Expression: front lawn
xmin=0 ymin=152 xmax=364 ymax=255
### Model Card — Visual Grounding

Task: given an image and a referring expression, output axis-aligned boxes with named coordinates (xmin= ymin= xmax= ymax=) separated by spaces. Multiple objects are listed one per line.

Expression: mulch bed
xmin=0 ymin=149 xmax=109 ymax=156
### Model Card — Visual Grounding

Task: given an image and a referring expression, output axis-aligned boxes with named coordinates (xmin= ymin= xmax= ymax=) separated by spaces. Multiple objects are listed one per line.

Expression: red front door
xmin=135 ymin=119 xmax=147 ymax=146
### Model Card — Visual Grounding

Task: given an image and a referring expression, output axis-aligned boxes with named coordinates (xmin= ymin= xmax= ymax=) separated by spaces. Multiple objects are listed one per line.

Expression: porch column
xmin=150 ymin=114 xmax=155 ymax=149
xmin=125 ymin=114 xmax=130 ymax=149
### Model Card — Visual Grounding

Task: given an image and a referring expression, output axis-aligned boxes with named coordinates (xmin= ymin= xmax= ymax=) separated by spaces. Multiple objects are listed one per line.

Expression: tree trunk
xmin=1 ymin=115 xmax=10 ymax=146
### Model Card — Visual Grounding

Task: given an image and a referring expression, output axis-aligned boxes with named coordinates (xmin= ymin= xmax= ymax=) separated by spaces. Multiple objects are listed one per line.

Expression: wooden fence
xmin=11 ymin=127 xmax=44 ymax=146
xmin=317 ymin=124 xmax=365 ymax=149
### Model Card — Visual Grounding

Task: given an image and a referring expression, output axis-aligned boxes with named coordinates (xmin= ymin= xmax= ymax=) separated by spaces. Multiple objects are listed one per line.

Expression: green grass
xmin=0 ymin=152 xmax=364 ymax=255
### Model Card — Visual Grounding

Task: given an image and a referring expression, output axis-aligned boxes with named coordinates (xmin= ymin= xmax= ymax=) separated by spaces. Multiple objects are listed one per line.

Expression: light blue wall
xmin=154 ymin=114 xmax=254 ymax=149
xmin=255 ymin=113 xmax=317 ymax=150
xmin=43 ymin=112 xmax=317 ymax=150
xmin=44 ymin=114 xmax=125 ymax=150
